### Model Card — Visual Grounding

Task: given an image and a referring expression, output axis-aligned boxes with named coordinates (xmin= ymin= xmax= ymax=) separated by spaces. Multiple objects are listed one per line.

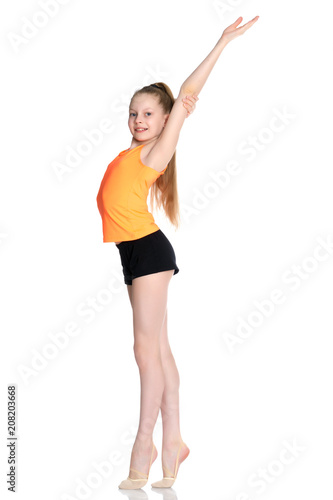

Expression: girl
xmin=96 ymin=15 xmax=259 ymax=490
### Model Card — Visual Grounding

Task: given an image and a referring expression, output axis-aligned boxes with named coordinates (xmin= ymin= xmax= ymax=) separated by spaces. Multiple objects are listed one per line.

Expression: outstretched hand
xmin=221 ymin=16 xmax=259 ymax=44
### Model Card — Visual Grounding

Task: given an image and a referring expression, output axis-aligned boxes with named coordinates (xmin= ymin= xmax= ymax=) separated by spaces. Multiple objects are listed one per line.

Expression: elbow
xmin=180 ymin=84 xmax=197 ymax=96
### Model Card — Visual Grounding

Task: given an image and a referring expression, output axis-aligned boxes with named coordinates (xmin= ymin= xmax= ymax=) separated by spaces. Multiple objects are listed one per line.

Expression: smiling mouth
xmin=135 ymin=128 xmax=148 ymax=131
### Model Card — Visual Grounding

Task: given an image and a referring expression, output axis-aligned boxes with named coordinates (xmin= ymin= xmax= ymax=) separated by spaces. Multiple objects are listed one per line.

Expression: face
xmin=128 ymin=93 xmax=169 ymax=142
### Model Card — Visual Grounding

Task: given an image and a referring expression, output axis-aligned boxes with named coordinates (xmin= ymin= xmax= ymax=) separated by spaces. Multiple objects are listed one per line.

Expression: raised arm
xmin=144 ymin=16 xmax=259 ymax=172
xmin=181 ymin=16 xmax=259 ymax=95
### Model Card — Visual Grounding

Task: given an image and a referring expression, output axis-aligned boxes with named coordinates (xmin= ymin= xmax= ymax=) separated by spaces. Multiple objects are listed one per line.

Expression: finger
xmin=243 ymin=16 xmax=259 ymax=28
xmin=183 ymin=100 xmax=196 ymax=110
xmin=183 ymin=96 xmax=198 ymax=104
xmin=236 ymin=15 xmax=259 ymax=32
xmin=183 ymin=104 xmax=194 ymax=112
xmin=183 ymin=102 xmax=194 ymax=111
xmin=183 ymin=96 xmax=198 ymax=107
xmin=230 ymin=17 xmax=243 ymax=29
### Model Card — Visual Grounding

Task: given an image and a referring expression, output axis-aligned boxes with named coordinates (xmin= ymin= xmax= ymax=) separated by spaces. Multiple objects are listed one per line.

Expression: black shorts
xmin=115 ymin=229 xmax=179 ymax=285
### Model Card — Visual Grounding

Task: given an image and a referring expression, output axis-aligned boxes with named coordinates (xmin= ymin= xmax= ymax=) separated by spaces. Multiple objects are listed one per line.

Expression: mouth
xmin=135 ymin=128 xmax=148 ymax=132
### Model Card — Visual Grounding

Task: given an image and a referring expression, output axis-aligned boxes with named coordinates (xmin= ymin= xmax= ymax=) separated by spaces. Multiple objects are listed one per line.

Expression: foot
xmin=161 ymin=439 xmax=190 ymax=478
xmin=128 ymin=440 xmax=158 ymax=480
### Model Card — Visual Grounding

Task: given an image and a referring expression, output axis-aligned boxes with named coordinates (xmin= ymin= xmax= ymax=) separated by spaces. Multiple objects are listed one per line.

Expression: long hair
xmin=129 ymin=82 xmax=180 ymax=230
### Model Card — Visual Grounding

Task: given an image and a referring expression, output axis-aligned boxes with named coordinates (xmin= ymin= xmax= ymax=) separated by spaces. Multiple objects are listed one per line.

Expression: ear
xmin=163 ymin=114 xmax=170 ymax=127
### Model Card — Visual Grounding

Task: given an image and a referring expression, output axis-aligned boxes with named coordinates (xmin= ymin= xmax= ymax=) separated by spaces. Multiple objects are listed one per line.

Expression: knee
xmin=133 ymin=340 xmax=159 ymax=367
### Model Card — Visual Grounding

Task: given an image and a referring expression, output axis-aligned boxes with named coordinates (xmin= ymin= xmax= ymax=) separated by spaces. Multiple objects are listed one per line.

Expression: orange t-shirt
xmin=96 ymin=143 xmax=167 ymax=242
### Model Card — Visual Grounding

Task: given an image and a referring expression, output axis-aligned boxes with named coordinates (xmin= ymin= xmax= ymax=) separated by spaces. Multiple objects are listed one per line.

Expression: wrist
xmin=217 ymin=36 xmax=229 ymax=48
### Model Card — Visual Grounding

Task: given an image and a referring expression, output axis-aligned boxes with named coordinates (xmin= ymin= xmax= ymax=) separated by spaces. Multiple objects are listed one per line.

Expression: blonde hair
xmin=130 ymin=82 xmax=180 ymax=230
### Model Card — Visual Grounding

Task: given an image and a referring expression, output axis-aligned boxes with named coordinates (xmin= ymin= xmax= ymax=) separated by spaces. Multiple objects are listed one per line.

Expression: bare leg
xmin=128 ymin=285 xmax=181 ymax=443
xmin=158 ymin=309 xmax=190 ymax=478
xmin=160 ymin=310 xmax=181 ymax=443
xmin=126 ymin=270 xmax=174 ymax=479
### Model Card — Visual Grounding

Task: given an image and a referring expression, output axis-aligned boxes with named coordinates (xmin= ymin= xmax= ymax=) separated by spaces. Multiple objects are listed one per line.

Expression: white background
xmin=1 ymin=0 xmax=333 ymax=499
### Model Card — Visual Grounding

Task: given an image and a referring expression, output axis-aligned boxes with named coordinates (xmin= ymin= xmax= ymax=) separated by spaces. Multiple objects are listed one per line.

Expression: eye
xmin=129 ymin=112 xmax=152 ymax=117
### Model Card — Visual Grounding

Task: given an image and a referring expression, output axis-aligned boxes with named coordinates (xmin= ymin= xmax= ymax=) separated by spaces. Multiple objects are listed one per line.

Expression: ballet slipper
xmin=118 ymin=443 xmax=156 ymax=490
xmin=151 ymin=440 xmax=189 ymax=488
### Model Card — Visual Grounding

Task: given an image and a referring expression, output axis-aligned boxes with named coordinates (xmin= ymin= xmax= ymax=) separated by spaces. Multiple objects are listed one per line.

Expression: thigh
xmin=131 ymin=270 xmax=174 ymax=342
xmin=127 ymin=285 xmax=133 ymax=308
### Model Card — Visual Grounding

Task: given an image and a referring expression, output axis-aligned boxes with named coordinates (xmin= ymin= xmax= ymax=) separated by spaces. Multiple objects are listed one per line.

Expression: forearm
xmin=180 ymin=37 xmax=228 ymax=96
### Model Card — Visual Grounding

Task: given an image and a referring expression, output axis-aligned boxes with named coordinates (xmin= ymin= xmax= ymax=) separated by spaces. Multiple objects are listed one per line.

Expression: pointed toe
xmin=118 ymin=442 xmax=156 ymax=490
xmin=151 ymin=439 xmax=189 ymax=488
xmin=118 ymin=477 xmax=147 ymax=489
xmin=151 ymin=477 xmax=175 ymax=488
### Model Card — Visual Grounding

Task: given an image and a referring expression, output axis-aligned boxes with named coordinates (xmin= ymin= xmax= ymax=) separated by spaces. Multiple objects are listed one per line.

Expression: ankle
xmin=162 ymin=436 xmax=182 ymax=449
xmin=135 ymin=434 xmax=153 ymax=449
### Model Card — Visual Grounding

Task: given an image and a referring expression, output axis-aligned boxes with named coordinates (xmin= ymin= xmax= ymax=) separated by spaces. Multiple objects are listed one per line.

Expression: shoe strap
xmin=173 ymin=441 xmax=182 ymax=477
xmin=162 ymin=441 xmax=183 ymax=478
xmin=129 ymin=468 xmax=148 ymax=479
xmin=128 ymin=442 xmax=155 ymax=479
xmin=149 ymin=444 xmax=156 ymax=468
xmin=162 ymin=465 xmax=174 ymax=478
